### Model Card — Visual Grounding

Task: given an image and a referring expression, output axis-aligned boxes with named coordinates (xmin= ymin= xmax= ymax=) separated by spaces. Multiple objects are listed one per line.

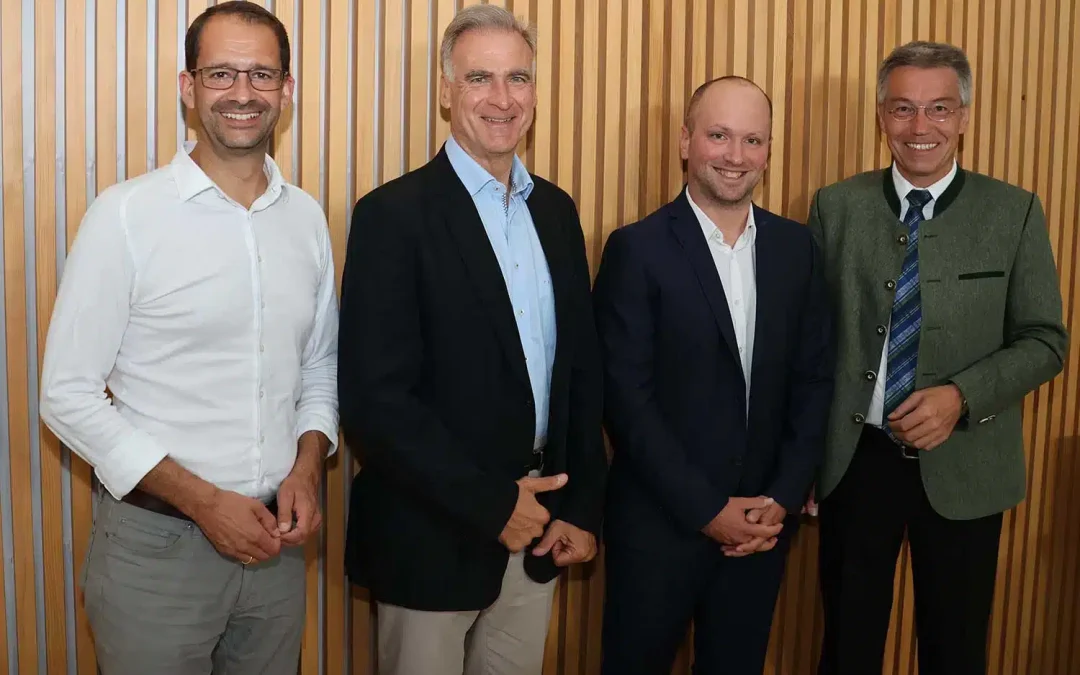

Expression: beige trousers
xmin=376 ymin=552 xmax=557 ymax=675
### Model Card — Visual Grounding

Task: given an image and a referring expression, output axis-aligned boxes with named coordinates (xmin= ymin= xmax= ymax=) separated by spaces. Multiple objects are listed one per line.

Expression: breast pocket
xmin=957 ymin=270 xmax=1006 ymax=280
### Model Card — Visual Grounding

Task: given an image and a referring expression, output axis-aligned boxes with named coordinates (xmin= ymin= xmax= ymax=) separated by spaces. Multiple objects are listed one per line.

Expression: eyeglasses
xmin=190 ymin=67 xmax=286 ymax=91
xmin=886 ymin=102 xmax=962 ymax=122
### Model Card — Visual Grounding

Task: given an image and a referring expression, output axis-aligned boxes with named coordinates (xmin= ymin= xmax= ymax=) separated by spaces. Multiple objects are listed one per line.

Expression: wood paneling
xmin=0 ymin=1 xmax=1078 ymax=674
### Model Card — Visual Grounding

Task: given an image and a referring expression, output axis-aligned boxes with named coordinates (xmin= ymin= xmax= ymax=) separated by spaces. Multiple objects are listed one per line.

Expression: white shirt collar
xmin=685 ymin=187 xmax=756 ymax=250
xmin=891 ymin=159 xmax=957 ymax=208
xmin=171 ymin=140 xmax=286 ymax=204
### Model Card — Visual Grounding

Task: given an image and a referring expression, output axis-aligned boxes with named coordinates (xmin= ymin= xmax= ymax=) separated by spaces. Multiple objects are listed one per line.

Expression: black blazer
xmin=593 ymin=193 xmax=834 ymax=551
xmin=340 ymin=147 xmax=606 ymax=611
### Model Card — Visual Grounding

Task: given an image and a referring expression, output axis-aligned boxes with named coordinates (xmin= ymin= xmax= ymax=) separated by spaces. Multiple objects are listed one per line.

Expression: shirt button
xmin=260 ymin=344 xmax=265 ymax=353
xmin=259 ymin=435 xmax=265 ymax=444
xmin=885 ymin=279 xmax=896 ymax=291
xmin=259 ymin=389 xmax=265 ymax=398
xmin=257 ymin=255 xmax=263 ymax=263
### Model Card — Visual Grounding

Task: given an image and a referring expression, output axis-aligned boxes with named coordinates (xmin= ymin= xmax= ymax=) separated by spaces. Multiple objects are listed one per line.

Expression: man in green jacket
xmin=807 ymin=41 xmax=1067 ymax=675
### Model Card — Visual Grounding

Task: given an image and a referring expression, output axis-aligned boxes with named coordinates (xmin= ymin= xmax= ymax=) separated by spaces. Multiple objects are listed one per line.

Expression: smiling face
xmin=680 ymin=79 xmax=771 ymax=209
xmin=878 ymin=65 xmax=969 ymax=187
xmin=439 ymin=28 xmax=536 ymax=173
xmin=179 ymin=14 xmax=293 ymax=158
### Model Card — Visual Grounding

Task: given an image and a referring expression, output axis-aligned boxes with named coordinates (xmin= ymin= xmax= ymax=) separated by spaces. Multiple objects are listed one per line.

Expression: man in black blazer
xmin=594 ymin=76 xmax=835 ymax=674
xmin=338 ymin=5 xmax=606 ymax=675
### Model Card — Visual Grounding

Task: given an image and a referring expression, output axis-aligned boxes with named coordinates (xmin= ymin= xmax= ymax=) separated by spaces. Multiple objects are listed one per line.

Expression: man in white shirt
xmin=594 ymin=76 xmax=834 ymax=673
xmin=39 ymin=3 xmax=337 ymax=674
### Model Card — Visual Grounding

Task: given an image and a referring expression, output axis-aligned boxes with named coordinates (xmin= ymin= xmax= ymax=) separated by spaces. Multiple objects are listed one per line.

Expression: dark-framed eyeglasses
xmin=190 ymin=67 xmax=287 ymax=91
xmin=886 ymin=102 xmax=962 ymax=123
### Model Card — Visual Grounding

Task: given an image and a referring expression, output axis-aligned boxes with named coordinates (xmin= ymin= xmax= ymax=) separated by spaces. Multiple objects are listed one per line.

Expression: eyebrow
xmin=462 ymin=68 xmax=532 ymax=81
xmin=888 ymin=96 xmax=958 ymax=104
xmin=706 ymin=125 xmax=764 ymax=137
xmin=201 ymin=62 xmax=281 ymax=71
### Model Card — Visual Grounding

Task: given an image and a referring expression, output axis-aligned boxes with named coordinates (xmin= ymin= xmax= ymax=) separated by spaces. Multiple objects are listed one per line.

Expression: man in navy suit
xmin=594 ymin=76 xmax=835 ymax=674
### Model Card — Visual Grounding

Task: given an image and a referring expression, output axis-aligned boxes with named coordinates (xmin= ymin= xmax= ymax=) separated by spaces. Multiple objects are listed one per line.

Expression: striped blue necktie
xmin=883 ymin=189 xmax=933 ymax=439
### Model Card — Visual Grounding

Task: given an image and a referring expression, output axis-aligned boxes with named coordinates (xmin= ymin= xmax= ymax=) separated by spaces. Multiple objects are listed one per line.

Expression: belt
xmin=526 ymin=445 xmax=546 ymax=474
xmin=864 ymin=424 xmax=920 ymax=460
xmin=122 ymin=488 xmax=279 ymax=522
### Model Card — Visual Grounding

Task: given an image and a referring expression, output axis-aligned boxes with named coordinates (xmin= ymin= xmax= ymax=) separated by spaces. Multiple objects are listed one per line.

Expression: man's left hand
xmin=887 ymin=384 xmax=965 ymax=450
xmin=277 ymin=432 xmax=328 ymax=546
xmin=532 ymin=519 xmax=597 ymax=567
xmin=722 ymin=499 xmax=787 ymax=557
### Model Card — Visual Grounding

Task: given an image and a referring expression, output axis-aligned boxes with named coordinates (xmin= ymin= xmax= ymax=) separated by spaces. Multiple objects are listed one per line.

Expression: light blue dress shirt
xmin=445 ymin=135 xmax=556 ymax=447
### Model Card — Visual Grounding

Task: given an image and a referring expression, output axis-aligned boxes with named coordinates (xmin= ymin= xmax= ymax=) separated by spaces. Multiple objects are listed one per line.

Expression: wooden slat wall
xmin=0 ymin=1 xmax=1078 ymax=674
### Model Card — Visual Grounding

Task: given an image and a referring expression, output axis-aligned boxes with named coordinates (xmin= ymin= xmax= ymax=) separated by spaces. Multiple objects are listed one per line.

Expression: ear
xmin=679 ymin=125 xmax=690 ymax=161
xmin=439 ymin=74 xmax=452 ymax=110
xmin=876 ymin=104 xmax=888 ymax=134
xmin=179 ymin=70 xmax=196 ymax=110
xmin=957 ymin=104 xmax=970 ymax=135
xmin=280 ymin=73 xmax=296 ymax=108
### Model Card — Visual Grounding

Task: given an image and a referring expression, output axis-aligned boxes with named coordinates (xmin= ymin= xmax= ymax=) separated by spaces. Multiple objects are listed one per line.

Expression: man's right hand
xmin=702 ymin=496 xmax=784 ymax=549
xmin=499 ymin=473 xmax=568 ymax=553
xmin=192 ymin=489 xmax=282 ymax=563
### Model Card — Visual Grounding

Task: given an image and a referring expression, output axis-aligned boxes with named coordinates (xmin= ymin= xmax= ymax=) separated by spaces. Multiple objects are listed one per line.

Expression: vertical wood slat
xmin=34 ymin=0 xmax=67 ymax=671
xmin=1 ymin=2 xmax=40 ymax=674
xmin=63 ymin=1 xmax=96 ymax=673
xmin=126 ymin=0 xmax=147 ymax=179
xmin=157 ymin=0 xmax=178 ymax=169
xmin=324 ymin=0 xmax=351 ymax=673
xmin=297 ymin=1 xmax=325 ymax=673
xmin=5 ymin=2 xmax=1080 ymax=674
xmin=0 ymin=0 xmax=14 ymax=667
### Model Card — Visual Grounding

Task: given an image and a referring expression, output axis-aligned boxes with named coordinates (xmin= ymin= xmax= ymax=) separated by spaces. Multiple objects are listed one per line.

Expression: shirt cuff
xmin=95 ymin=430 xmax=170 ymax=500
xmin=296 ymin=413 xmax=340 ymax=457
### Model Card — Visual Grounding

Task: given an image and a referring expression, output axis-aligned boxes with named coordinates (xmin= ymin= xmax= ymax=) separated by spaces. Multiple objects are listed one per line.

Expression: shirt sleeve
xmin=39 ymin=188 xmax=170 ymax=499
xmin=294 ymin=215 xmax=340 ymax=455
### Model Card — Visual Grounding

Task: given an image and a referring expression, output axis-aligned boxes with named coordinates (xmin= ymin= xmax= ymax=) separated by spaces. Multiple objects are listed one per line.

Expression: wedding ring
xmin=243 ymin=555 xmax=253 ymax=565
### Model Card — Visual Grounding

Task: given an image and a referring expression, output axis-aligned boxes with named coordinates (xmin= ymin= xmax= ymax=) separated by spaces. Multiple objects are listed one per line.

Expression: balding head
xmin=684 ymin=76 xmax=772 ymax=134
xmin=679 ymin=76 xmax=772 ymax=209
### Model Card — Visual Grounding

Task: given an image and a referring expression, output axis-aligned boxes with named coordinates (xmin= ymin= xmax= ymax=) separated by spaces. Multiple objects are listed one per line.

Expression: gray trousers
xmin=81 ymin=489 xmax=306 ymax=675
xmin=377 ymin=552 xmax=558 ymax=675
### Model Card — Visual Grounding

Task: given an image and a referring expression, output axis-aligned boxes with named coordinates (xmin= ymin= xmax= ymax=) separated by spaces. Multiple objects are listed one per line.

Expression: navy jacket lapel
xmin=666 ymin=192 xmax=743 ymax=378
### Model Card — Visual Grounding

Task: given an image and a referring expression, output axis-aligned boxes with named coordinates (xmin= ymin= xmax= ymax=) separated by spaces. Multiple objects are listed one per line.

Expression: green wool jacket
xmin=807 ymin=167 xmax=1068 ymax=520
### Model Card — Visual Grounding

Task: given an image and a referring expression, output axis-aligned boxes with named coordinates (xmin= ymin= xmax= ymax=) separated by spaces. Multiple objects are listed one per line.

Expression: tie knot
xmin=906 ymin=189 xmax=932 ymax=209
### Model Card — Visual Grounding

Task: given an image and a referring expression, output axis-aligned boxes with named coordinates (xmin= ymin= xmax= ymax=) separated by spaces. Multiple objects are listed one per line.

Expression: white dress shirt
xmin=866 ymin=160 xmax=957 ymax=426
xmin=686 ymin=189 xmax=758 ymax=407
xmin=40 ymin=142 xmax=339 ymax=501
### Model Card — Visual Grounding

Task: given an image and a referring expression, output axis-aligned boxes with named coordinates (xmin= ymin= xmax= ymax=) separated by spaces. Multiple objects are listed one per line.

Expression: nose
xmin=229 ymin=72 xmax=256 ymax=104
xmin=910 ymin=109 xmax=931 ymax=134
xmin=488 ymin=78 xmax=512 ymax=109
xmin=722 ymin=140 xmax=745 ymax=165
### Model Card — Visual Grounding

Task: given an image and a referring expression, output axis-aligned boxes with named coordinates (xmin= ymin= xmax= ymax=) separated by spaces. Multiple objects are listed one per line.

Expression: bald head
xmin=684 ymin=76 xmax=773 ymax=134
xmin=679 ymin=75 xmax=771 ymax=209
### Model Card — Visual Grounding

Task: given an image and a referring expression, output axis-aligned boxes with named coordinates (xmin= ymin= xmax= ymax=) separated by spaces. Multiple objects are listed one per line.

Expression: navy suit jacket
xmin=593 ymin=192 xmax=834 ymax=550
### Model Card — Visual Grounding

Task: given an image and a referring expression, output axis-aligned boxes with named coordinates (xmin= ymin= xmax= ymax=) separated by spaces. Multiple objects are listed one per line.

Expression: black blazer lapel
xmin=431 ymin=148 xmax=531 ymax=390
xmin=667 ymin=192 xmax=743 ymax=379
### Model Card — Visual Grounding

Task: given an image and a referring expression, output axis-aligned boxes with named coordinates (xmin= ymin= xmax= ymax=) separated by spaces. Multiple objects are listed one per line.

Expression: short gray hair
xmin=877 ymin=41 xmax=973 ymax=106
xmin=439 ymin=5 xmax=536 ymax=81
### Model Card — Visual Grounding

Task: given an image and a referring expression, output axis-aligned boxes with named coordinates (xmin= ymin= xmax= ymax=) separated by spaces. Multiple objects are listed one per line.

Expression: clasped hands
xmin=498 ymin=473 xmax=597 ymax=567
xmin=703 ymin=496 xmax=787 ymax=558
